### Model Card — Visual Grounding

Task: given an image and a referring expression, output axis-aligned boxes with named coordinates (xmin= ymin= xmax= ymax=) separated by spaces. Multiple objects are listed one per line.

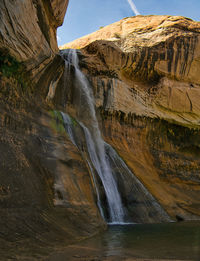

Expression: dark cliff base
xmin=0 ymin=1 xmax=105 ymax=259
xmin=0 ymin=61 xmax=104 ymax=260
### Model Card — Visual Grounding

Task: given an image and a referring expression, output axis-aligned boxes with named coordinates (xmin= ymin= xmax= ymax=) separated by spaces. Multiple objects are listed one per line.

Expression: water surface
xmin=47 ymin=221 xmax=200 ymax=260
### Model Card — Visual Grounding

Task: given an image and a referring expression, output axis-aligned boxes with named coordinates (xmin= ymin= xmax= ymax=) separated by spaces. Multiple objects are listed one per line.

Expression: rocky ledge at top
xmin=60 ymin=15 xmax=200 ymax=221
xmin=61 ymin=15 xmax=200 ymax=128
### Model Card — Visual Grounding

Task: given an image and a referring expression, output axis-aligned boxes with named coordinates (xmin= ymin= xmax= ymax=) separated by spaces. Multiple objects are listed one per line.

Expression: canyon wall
xmin=61 ymin=15 xmax=200 ymax=221
xmin=0 ymin=0 xmax=68 ymax=79
xmin=0 ymin=1 xmax=105 ymax=260
xmin=1 ymin=2 xmax=200 ymax=259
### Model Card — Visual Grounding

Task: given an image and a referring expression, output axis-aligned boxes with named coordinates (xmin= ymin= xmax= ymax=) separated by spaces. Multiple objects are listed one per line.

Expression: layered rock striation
xmin=62 ymin=15 xmax=200 ymax=126
xmin=61 ymin=15 xmax=200 ymax=221
xmin=0 ymin=0 xmax=68 ymax=80
xmin=0 ymin=1 xmax=105 ymax=260
xmin=1 ymin=3 xmax=200 ymax=258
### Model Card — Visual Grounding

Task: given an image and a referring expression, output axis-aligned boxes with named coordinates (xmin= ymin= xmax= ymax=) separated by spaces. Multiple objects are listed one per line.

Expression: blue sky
xmin=57 ymin=0 xmax=200 ymax=46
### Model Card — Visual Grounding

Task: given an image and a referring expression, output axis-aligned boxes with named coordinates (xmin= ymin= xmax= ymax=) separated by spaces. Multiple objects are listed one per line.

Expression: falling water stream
xmin=60 ymin=49 xmax=171 ymax=224
xmin=62 ymin=49 xmax=124 ymax=223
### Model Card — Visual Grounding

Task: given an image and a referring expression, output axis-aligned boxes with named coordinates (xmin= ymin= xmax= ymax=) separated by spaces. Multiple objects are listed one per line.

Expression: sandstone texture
xmin=1 ymin=3 xmax=200 ymax=258
xmin=62 ymin=15 xmax=200 ymax=221
xmin=0 ymin=104 xmax=104 ymax=260
xmin=0 ymin=1 xmax=106 ymax=260
xmin=0 ymin=0 xmax=68 ymax=79
xmin=62 ymin=15 xmax=200 ymax=127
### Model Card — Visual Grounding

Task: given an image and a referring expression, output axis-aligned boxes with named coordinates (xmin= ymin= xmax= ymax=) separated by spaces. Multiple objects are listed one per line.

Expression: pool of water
xmin=47 ymin=221 xmax=200 ymax=260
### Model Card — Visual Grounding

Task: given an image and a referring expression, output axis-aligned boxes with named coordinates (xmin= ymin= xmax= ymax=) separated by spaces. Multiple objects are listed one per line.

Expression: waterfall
xmin=60 ymin=49 xmax=171 ymax=224
xmin=105 ymin=142 xmax=171 ymax=222
xmin=61 ymin=112 xmax=105 ymax=219
xmin=61 ymin=112 xmax=77 ymax=147
xmin=62 ymin=49 xmax=124 ymax=224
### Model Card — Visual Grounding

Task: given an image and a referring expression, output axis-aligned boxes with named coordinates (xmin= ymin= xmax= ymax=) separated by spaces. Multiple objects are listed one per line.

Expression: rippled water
xmin=47 ymin=221 xmax=200 ymax=261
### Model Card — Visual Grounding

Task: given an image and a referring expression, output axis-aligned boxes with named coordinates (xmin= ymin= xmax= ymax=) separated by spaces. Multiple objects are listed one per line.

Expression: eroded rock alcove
xmin=0 ymin=1 xmax=200 ymax=259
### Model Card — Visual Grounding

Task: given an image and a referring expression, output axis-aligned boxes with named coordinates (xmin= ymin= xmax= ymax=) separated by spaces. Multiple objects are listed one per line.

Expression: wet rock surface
xmin=1 ymin=4 xmax=200 ymax=259
xmin=100 ymin=114 xmax=200 ymax=220
xmin=63 ymin=15 xmax=200 ymax=221
xmin=0 ymin=1 xmax=105 ymax=260
xmin=0 ymin=80 xmax=104 ymax=260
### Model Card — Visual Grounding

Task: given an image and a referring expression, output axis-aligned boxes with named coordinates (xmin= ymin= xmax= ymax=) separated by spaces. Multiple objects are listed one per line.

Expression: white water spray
xmin=62 ymin=49 xmax=125 ymax=224
xmin=60 ymin=49 xmax=172 ymax=224
xmin=127 ymin=0 xmax=140 ymax=16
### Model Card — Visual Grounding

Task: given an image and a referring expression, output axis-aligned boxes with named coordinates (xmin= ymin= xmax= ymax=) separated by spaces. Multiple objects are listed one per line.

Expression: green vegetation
xmin=49 ymin=110 xmax=65 ymax=134
xmin=69 ymin=115 xmax=77 ymax=127
xmin=0 ymin=49 xmax=30 ymax=91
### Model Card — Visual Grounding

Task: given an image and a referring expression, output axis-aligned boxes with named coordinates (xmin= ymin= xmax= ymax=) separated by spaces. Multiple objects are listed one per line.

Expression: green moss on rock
xmin=0 ymin=49 xmax=30 ymax=91
xmin=49 ymin=110 xmax=65 ymax=134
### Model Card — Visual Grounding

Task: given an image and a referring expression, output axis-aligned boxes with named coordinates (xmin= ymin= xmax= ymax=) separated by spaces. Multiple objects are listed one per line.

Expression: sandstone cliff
xmin=1 ymin=2 xmax=200 ymax=259
xmin=0 ymin=0 xmax=68 ymax=79
xmin=61 ymin=15 xmax=200 ymax=127
xmin=0 ymin=1 xmax=105 ymax=260
xmin=61 ymin=15 xmax=200 ymax=221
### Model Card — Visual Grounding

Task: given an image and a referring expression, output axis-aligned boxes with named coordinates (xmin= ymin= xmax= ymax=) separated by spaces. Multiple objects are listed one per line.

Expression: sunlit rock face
xmin=63 ymin=15 xmax=200 ymax=221
xmin=62 ymin=15 xmax=200 ymax=126
xmin=0 ymin=0 xmax=68 ymax=79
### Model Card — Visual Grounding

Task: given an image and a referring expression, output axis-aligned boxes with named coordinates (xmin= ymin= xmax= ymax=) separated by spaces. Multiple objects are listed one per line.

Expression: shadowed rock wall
xmin=0 ymin=1 xmax=106 ymax=260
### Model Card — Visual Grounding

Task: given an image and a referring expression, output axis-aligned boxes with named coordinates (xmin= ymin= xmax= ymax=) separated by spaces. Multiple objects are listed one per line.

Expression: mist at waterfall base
xmin=126 ymin=0 xmax=140 ymax=16
xmin=57 ymin=48 xmax=171 ymax=225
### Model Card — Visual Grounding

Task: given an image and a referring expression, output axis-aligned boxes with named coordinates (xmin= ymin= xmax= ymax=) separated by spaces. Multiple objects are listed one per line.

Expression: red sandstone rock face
xmin=63 ymin=15 xmax=200 ymax=127
xmin=0 ymin=0 xmax=68 ymax=79
xmin=61 ymin=15 xmax=200 ymax=221
xmin=1 ymin=5 xmax=200 ymax=258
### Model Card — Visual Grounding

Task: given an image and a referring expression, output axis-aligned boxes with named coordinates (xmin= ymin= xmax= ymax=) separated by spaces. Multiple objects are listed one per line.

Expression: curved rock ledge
xmin=62 ymin=15 xmax=200 ymax=222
